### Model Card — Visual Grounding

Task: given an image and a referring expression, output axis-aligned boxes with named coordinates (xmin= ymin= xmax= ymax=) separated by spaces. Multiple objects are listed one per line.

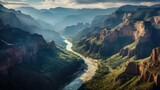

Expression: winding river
xmin=63 ymin=39 xmax=98 ymax=90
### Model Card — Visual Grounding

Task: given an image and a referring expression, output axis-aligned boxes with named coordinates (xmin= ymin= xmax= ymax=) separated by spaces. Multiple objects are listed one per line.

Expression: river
xmin=63 ymin=39 xmax=98 ymax=90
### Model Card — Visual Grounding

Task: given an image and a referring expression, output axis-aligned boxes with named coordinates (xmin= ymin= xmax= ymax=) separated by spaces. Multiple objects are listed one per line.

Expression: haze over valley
xmin=0 ymin=0 xmax=160 ymax=90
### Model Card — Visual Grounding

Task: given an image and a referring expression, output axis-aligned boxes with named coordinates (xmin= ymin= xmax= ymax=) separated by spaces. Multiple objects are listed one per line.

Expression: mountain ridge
xmin=17 ymin=6 xmax=117 ymax=30
xmin=73 ymin=4 xmax=160 ymax=90
xmin=0 ymin=4 xmax=65 ymax=45
xmin=0 ymin=18 xmax=84 ymax=90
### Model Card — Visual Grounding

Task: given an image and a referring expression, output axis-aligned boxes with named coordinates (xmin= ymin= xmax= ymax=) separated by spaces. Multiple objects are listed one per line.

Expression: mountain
xmin=0 ymin=19 xmax=84 ymax=90
xmin=61 ymin=22 xmax=90 ymax=37
xmin=73 ymin=5 xmax=160 ymax=59
xmin=0 ymin=4 xmax=64 ymax=45
xmin=76 ymin=5 xmax=160 ymax=90
xmin=16 ymin=7 xmax=117 ymax=30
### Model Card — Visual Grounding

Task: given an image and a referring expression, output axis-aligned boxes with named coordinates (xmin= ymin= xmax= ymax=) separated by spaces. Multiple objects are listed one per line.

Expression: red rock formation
xmin=133 ymin=21 xmax=152 ymax=43
xmin=150 ymin=48 xmax=160 ymax=63
xmin=138 ymin=48 xmax=160 ymax=86
xmin=118 ymin=47 xmax=160 ymax=86
xmin=99 ymin=30 xmax=107 ymax=41
xmin=125 ymin=62 xmax=140 ymax=75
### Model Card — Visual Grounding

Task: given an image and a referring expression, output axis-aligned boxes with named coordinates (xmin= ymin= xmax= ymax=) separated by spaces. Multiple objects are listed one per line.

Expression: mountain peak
xmin=0 ymin=4 xmax=5 ymax=9
xmin=117 ymin=5 xmax=148 ymax=12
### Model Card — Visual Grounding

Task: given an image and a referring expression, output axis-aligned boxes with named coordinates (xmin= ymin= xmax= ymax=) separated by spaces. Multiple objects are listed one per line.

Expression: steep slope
xmin=79 ymin=48 xmax=160 ymax=90
xmin=78 ymin=5 xmax=160 ymax=90
xmin=74 ymin=5 xmax=160 ymax=59
xmin=0 ymin=19 xmax=84 ymax=90
xmin=0 ymin=4 xmax=64 ymax=45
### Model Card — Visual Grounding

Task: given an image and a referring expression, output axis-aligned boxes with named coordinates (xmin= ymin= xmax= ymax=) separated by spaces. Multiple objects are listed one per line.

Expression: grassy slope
xmin=24 ymin=47 xmax=84 ymax=90
xmin=79 ymin=53 xmax=155 ymax=90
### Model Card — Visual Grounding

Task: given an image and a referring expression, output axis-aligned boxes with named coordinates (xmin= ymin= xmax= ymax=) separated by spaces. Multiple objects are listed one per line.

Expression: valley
xmin=0 ymin=1 xmax=160 ymax=90
xmin=63 ymin=39 xmax=98 ymax=90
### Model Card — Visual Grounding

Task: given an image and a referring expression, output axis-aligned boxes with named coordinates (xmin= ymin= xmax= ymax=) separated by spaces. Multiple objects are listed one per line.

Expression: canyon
xmin=0 ymin=3 xmax=160 ymax=90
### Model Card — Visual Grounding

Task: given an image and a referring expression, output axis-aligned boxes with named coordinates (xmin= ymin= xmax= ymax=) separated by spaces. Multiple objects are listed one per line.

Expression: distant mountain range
xmin=61 ymin=22 xmax=90 ymax=37
xmin=0 ymin=4 xmax=64 ymax=45
xmin=16 ymin=7 xmax=117 ymax=30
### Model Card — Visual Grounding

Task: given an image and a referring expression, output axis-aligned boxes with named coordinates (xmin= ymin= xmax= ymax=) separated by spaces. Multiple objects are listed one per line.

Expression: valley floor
xmin=63 ymin=39 xmax=99 ymax=90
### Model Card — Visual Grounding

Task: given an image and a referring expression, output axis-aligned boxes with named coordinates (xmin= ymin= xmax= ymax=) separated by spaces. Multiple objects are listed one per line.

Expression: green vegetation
xmin=90 ymin=37 xmax=103 ymax=45
xmin=94 ymin=61 xmax=110 ymax=78
xmin=29 ymin=46 xmax=84 ymax=89
xmin=148 ymin=66 xmax=160 ymax=73
xmin=124 ymin=42 xmax=136 ymax=50
xmin=104 ymin=53 xmax=136 ymax=69
xmin=79 ymin=53 xmax=155 ymax=90
xmin=118 ymin=76 xmax=154 ymax=90
xmin=59 ymin=49 xmax=81 ymax=60
xmin=80 ymin=68 xmax=124 ymax=90
xmin=36 ymin=46 xmax=83 ymax=73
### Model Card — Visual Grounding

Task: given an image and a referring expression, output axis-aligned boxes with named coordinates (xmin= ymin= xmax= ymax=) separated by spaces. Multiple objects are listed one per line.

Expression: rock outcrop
xmin=125 ymin=62 xmax=140 ymax=75
xmin=116 ymin=47 xmax=160 ymax=88
xmin=119 ymin=47 xmax=160 ymax=87
xmin=115 ymin=62 xmax=140 ymax=82
xmin=75 ymin=5 xmax=160 ymax=59
xmin=151 ymin=16 xmax=160 ymax=25
xmin=139 ymin=48 xmax=160 ymax=86
xmin=0 ymin=26 xmax=48 ymax=74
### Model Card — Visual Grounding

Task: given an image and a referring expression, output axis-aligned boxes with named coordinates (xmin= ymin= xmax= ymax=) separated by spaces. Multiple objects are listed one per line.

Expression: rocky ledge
xmin=117 ymin=47 xmax=160 ymax=87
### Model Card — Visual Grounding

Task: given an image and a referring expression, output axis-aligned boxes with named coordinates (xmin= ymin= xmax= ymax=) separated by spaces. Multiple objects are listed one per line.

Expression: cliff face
xmin=0 ymin=20 xmax=83 ymax=90
xmin=119 ymin=21 xmax=158 ymax=58
xmin=77 ymin=21 xmax=152 ymax=58
xmin=151 ymin=16 xmax=160 ymax=25
xmin=75 ymin=6 xmax=136 ymax=58
xmin=75 ymin=5 xmax=160 ymax=59
xmin=119 ymin=47 xmax=160 ymax=87
xmin=77 ymin=5 xmax=160 ymax=90
xmin=0 ymin=20 xmax=49 ymax=73
xmin=139 ymin=48 xmax=160 ymax=85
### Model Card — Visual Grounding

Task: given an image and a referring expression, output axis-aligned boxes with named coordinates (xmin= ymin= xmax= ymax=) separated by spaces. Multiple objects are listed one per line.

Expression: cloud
xmin=0 ymin=0 xmax=29 ymax=8
xmin=74 ymin=0 xmax=160 ymax=4
xmin=38 ymin=0 xmax=160 ymax=9
xmin=40 ymin=0 xmax=74 ymax=8
xmin=0 ymin=0 xmax=46 ymax=8
xmin=0 ymin=1 xmax=28 ymax=5
xmin=0 ymin=0 xmax=160 ymax=9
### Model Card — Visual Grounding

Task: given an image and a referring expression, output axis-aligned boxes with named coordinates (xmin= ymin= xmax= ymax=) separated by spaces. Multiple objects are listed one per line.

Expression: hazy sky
xmin=0 ymin=0 xmax=160 ymax=9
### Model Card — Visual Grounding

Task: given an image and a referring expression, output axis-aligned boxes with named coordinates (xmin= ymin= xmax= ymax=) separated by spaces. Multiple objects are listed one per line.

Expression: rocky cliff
xmin=139 ymin=48 xmax=160 ymax=86
xmin=0 ymin=20 xmax=84 ymax=90
xmin=74 ymin=5 xmax=160 ymax=59
xmin=77 ymin=5 xmax=160 ymax=90
xmin=117 ymin=47 xmax=160 ymax=88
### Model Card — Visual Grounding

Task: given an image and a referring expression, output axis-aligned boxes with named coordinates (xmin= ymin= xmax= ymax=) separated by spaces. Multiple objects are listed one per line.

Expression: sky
xmin=0 ymin=0 xmax=160 ymax=9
